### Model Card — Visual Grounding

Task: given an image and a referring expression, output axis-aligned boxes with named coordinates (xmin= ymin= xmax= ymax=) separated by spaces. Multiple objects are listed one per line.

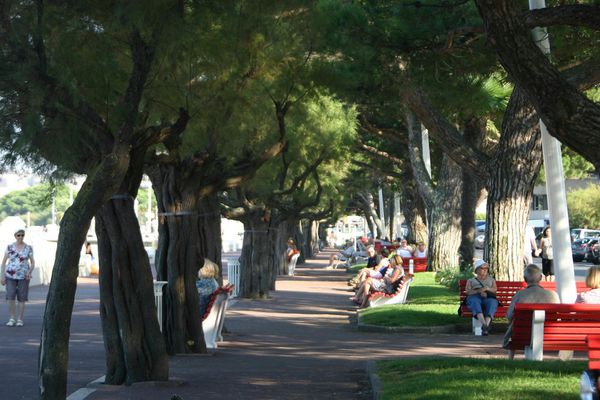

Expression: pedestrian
xmin=539 ymin=226 xmax=554 ymax=281
xmin=1 ymin=228 xmax=35 ymax=327
xmin=523 ymin=225 xmax=539 ymax=266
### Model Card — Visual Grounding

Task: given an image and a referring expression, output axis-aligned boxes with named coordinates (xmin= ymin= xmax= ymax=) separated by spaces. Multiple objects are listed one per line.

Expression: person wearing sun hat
xmin=0 ymin=228 xmax=35 ymax=327
xmin=465 ymin=259 xmax=498 ymax=335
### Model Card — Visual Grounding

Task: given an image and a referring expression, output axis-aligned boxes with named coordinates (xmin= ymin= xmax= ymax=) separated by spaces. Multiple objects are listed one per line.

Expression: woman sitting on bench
xmin=354 ymin=254 xmax=404 ymax=308
xmin=196 ymin=258 xmax=219 ymax=316
xmin=350 ymin=247 xmax=390 ymax=289
xmin=465 ymin=260 xmax=498 ymax=335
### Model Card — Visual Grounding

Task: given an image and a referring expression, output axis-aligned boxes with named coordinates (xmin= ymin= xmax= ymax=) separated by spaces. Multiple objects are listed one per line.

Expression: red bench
xmin=510 ymin=303 xmax=600 ymax=360
xmin=458 ymin=280 xmax=590 ymax=319
xmin=589 ymin=335 xmax=600 ymax=370
xmin=368 ymin=274 xmax=414 ymax=308
xmin=402 ymin=257 xmax=428 ymax=273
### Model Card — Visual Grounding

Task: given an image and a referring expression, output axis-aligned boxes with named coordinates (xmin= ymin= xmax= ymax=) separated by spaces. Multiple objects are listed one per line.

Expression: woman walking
xmin=1 ymin=228 xmax=35 ymax=327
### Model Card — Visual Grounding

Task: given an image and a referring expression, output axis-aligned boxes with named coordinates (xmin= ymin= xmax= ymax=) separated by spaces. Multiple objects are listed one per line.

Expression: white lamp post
xmin=529 ymin=0 xmax=576 ymax=303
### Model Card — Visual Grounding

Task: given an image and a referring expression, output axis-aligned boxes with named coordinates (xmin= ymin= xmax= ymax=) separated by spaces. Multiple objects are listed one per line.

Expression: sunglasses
xmin=15 ymin=234 xmax=24 ymax=237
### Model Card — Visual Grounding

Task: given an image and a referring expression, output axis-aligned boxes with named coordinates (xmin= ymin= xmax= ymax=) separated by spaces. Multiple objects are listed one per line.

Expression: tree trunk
xmin=406 ymin=109 xmax=462 ymax=270
xmin=39 ymin=145 xmax=131 ymax=400
xmin=148 ymin=165 xmax=206 ymax=355
xmin=96 ymin=196 xmax=168 ymax=384
xmin=485 ymin=87 xmax=543 ymax=280
xmin=400 ymin=180 xmax=428 ymax=244
xmin=388 ymin=198 xmax=395 ymax=241
xmin=459 ymin=117 xmax=486 ymax=270
xmin=239 ymin=212 xmax=275 ymax=299
xmin=429 ymin=155 xmax=463 ymax=271
xmin=356 ymin=192 xmax=383 ymax=238
xmin=309 ymin=220 xmax=320 ymax=255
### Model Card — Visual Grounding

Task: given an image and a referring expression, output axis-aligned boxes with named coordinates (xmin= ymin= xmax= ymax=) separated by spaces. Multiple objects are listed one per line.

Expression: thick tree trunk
xmin=39 ymin=146 xmax=131 ymax=400
xmin=400 ymin=182 xmax=428 ymax=244
xmin=459 ymin=117 xmax=486 ymax=270
xmin=429 ymin=155 xmax=463 ymax=271
xmin=239 ymin=212 xmax=275 ymax=299
xmin=406 ymin=109 xmax=462 ymax=270
xmin=485 ymin=88 xmax=543 ymax=280
xmin=308 ymin=220 xmax=320 ymax=255
xmin=96 ymin=197 xmax=168 ymax=384
xmin=148 ymin=165 xmax=206 ymax=355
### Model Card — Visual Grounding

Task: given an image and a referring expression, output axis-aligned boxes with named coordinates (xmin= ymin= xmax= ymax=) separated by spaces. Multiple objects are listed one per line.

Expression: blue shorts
xmin=5 ymin=278 xmax=29 ymax=302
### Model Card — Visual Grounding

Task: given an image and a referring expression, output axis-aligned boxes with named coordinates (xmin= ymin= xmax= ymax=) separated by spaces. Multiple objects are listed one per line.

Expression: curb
xmin=366 ymin=360 xmax=382 ymax=400
xmin=356 ymin=321 xmax=459 ymax=334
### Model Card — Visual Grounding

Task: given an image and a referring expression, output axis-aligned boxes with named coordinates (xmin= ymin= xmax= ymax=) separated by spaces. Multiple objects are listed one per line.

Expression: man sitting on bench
xmin=502 ymin=264 xmax=560 ymax=359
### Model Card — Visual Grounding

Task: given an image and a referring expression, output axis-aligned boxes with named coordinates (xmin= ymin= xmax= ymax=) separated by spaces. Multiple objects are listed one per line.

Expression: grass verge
xmin=359 ymin=272 xmax=468 ymax=327
xmin=376 ymin=357 xmax=585 ymax=400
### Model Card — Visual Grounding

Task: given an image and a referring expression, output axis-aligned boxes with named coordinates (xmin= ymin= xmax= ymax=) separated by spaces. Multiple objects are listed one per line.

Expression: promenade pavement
xmin=2 ymin=250 xmax=510 ymax=400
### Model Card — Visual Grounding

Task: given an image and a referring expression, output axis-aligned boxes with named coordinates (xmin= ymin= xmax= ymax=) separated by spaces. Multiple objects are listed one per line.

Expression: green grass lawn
xmin=359 ymin=272 xmax=466 ymax=327
xmin=377 ymin=357 xmax=585 ymax=400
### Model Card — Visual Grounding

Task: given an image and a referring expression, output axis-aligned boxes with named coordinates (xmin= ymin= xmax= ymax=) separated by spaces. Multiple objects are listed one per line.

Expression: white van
xmin=571 ymin=228 xmax=600 ymax=242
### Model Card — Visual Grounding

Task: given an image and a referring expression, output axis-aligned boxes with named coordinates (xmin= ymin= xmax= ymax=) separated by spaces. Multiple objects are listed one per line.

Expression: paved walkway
xmin=2 ymin=250 xmax=509 ymax=400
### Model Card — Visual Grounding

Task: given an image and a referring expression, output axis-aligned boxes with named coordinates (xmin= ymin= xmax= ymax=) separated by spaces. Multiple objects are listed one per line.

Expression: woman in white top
xmin=413 ymin=242 xmax=427 ymax=258
xmin=0 ymin=228 xmax=35 ymax=327
xmin=578 ymin=266 xmax=600 ymax=304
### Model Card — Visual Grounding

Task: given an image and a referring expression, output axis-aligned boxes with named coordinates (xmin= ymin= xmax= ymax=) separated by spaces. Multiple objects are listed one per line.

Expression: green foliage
xmin=377 ymin=357 xmax=585 ymax=400
xmin=538 ymin=147 xmax=595 ymax=182
xmin=435 ymin=267 xmax=475 ymax=292
xmin=0 ymin=183 xmax=71 ymax=225
xmin=567 ymin=184 xmax=600 ymax=229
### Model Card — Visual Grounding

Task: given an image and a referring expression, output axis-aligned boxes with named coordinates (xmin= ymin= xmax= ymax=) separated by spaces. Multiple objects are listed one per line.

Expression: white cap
xmin=14 ymin=228 xmax=25 ymax=235
xmin=474 ymin=259 xmax=489 ymax=271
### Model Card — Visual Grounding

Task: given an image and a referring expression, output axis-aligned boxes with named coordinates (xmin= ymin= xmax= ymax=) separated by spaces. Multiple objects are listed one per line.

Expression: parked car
xmin=474 ymin=233 xmax=485 ymax=249
xmin=572 ymin=237 xmax=598 ymax=262
xmin=591 ymin=242 xmax=600 ymax=265
xmin=571 ymin=228 xmax=600 ymax=242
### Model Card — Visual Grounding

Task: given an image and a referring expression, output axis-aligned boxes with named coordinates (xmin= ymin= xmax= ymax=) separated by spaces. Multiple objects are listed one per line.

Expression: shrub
xmin=567 ymin=184 xmax=600 ymax=228
xmin=435 ymin=267 xmax=474 ymax=291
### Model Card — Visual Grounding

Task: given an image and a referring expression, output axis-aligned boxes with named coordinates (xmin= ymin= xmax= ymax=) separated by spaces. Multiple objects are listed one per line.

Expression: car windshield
xmin=583 ymin=231 xmax=600 ymax=238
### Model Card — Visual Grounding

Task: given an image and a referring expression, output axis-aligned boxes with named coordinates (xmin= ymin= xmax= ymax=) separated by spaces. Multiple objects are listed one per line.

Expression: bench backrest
xmin=202 ymin=285 xmax=234 ymax=321
xmin=401 ymin=257 xmax=428 ymax=273
xmin=511 ymin=303 xmax=600 ymax=352
xmin=458 ymin=280 xmax=591 ymax=306
xmin=459 ymin=280 xmax=527 ymax=307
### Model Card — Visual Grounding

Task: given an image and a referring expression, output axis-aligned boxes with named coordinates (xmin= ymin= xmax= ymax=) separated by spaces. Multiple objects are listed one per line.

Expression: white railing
xmin=225 ymin=259 xmax=240 ymax=298
xmin=153 ymin=281 xmax=168 ymax=332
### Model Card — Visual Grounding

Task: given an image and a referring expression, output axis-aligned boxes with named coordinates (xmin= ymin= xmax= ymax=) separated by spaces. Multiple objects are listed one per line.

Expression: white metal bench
xmin=201 ymin=285 xmax=233 ymax=349
xmin=288 ymin=253 xmax=300 ymax=276
xmin=367 ymin=275 xmax=414 ymax=308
